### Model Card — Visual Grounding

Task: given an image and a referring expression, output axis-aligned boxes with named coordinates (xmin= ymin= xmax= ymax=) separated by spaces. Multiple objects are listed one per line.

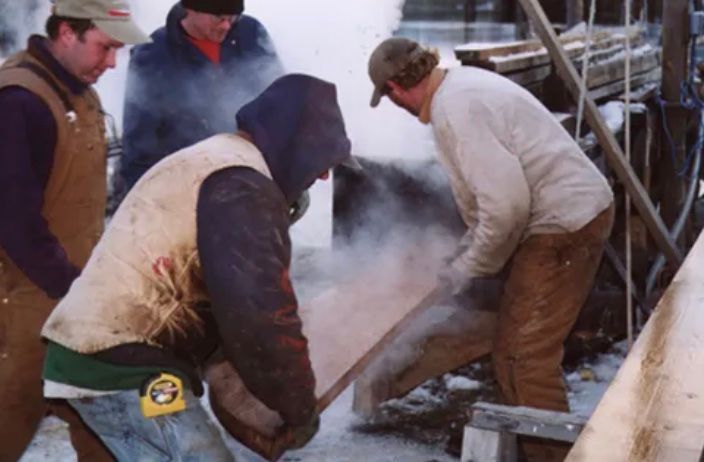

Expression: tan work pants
xmin=493 ymin=204 xmax=614 ymax=462
xmin=0 ymin=283 xmax=113 ymax=462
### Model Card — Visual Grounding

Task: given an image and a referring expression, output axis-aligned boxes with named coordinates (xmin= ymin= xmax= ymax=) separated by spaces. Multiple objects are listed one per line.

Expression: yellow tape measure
xmin=139 ymin=373 xmax=186 ymax=418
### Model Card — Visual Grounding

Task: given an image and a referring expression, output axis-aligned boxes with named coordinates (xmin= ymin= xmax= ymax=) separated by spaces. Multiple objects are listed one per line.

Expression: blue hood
xmin=236 ymin=74 xmax=352 ymax=204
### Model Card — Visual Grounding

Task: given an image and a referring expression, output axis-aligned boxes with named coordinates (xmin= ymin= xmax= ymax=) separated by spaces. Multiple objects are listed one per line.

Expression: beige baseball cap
xmin=368 ymin=37 xmax=425 ymax=107
xmin=52 ymin=0 xmax=150 ymax=45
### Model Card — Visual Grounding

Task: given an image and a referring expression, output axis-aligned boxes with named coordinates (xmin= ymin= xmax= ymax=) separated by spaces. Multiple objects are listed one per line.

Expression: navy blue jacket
xmin=197 ymin=75 xmax=351 ymax=425
xmin=0 ymin=36 xmax=87 ymax=298
xmin=120 ymin=3 xmax=283 ymax=188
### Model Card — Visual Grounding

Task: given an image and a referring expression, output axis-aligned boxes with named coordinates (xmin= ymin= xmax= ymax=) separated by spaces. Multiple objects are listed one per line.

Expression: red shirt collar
xmin=186 ymin=35 xmax=221 ymax=64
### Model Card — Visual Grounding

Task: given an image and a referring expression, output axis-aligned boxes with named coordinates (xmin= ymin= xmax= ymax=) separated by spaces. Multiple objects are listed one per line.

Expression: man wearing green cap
xmin=0 ymin=1 xmax=149 ymax=460
xmin=367 ymin=37 xmax=614 ymax=462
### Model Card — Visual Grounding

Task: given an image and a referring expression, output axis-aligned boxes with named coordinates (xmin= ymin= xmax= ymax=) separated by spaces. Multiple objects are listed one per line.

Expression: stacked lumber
xmin=455 ymin=28 xmax=661 ymax=102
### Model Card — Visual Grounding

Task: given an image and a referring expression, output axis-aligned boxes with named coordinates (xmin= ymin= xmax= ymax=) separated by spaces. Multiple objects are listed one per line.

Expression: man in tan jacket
xmin=367 ymin=37 xmax=614 ymax=461
xmin=0 ymin=1 xmax=148 ymax=460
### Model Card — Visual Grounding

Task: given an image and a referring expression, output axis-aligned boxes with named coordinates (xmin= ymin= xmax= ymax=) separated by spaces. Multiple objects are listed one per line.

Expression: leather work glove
xmin=281 ymin=411 xmax=320 ymax=449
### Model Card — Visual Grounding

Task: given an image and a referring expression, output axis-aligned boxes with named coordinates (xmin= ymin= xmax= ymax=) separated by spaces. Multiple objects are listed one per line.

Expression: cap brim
xmin=370 ymin=87 xmax=383 ymax=108
xmin=94 ymin=19 xmax=151 ymax=45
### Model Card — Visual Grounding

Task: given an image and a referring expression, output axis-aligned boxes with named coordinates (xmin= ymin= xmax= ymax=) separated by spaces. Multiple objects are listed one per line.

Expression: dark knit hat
xmin=180 ymin=0 xmax=244 ymax=15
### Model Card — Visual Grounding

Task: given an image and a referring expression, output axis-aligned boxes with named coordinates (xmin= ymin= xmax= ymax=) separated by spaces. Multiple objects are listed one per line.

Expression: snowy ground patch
xmin=566 ymin=341 xmax=628 ymax=418
xmin=444 ymin=375 xmax=482 ymax=392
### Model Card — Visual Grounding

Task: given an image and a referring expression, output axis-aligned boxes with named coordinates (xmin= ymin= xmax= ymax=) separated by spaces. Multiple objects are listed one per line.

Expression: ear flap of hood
xmin=235 ymin=73 xmax=352 ymax=204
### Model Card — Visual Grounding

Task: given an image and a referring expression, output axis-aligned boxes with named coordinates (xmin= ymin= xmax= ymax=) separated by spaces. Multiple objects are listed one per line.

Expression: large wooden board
xmin=353 ymin=308 xmax=496 ymax=416
xmin=206 ymin=241 xmax=453 ymax=460
xmin=566 ymin=231 xmax=704 ymax=461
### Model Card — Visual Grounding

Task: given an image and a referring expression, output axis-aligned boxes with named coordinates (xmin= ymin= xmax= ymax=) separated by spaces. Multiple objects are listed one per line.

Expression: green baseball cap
xmin=52 ymin=0 xmax=150 ymax=45
xmin=368 ymin=37 xmax=426 ymax=107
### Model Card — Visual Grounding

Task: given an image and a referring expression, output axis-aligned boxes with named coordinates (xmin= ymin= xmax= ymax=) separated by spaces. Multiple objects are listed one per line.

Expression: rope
xmin=575 ymin=0 xmax=597 ymax=142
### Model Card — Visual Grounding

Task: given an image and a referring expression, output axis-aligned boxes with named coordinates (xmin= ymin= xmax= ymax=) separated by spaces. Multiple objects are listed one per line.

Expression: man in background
xmin=367 ymin=37 xmax=614 ymax=462
xmin=0 ymin=0 xmax=149 ymax=460
xmin=118 ymin=0 xmax=283 ymax=190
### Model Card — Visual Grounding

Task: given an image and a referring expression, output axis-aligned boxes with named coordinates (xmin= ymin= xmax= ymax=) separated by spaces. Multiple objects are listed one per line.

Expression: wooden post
xmin=464 ymin=0 xmax=477 ymax=24
xmin=461 ymin=427 xmax=517 ymax=462
xmin=648 ymin=0 xmax=663 ymax=23
xmin=566 ymin=0 xmax=585 ymax=28
xmin=516 ymin=1 xmax=531 ymax=40
xmin=515 ymin=0 xmax=683 ymax=267
xmin=659 ymin=0 xmax=690 ymax=246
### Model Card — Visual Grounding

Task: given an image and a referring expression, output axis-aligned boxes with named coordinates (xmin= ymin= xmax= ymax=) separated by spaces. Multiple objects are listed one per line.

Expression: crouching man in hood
xmin=40 ymin=74 xmax=353 ymax=461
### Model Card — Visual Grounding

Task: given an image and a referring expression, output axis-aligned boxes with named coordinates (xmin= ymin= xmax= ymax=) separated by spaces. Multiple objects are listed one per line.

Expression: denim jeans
xmin=69 ymin=389 xmax=234 ymax=462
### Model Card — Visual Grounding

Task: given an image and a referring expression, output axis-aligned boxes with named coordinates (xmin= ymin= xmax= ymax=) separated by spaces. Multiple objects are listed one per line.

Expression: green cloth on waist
xmin=43 ymin=341 xmax=189 ymax=391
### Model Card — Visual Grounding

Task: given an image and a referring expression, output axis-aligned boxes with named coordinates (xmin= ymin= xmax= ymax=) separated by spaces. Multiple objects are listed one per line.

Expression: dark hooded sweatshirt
xmin=43 ymin=74 xmax=351 ymax=427
xmin=196 ymin=74 xmax=351 ymax=424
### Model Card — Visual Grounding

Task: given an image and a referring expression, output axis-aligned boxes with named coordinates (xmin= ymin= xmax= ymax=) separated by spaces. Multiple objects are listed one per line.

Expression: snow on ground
xmin=567 ymin=341 xmax=629 ymax=418
xmin=444 ymin=375 xmax=482 ymax=392
xmin=277 ymin=389 xmax=456 ymax=462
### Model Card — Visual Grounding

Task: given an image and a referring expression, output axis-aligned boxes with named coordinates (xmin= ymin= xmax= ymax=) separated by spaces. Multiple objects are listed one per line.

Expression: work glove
xmin=281 ymin=411 xmax=320 ymax=449
xmin=437 ymin=264 xmax=471 ymax=296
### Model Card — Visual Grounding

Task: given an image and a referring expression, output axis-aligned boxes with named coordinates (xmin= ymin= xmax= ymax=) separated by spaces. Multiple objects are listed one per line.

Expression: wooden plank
xmin=352 ymin=309 xmax=496 ymax=416
xmin=660 ymin=0 xmax=690 ymax=239
xmin=516 ymin=0 xmax=683 ymax=267
xmin=586 ymin=48 xmax=660 ymax=89
xmin=566 ymin=231 xmax=704 ymax=461
xmin=583 ymin=41 xmax=641 ymax=66
xmin=461 ymin=41 xmax=585 ymax=74
xmin=603 ymin=242 xmax=646 ymax=312
xmin=470 ymin=402 xmax=586 ymax=443
xmin=618 ymin=82 xmax=659 ymax=103
xmin=457 ymin=32 xmax=644 ymax=75
xmin=454 ymin=33 xmax=596 ymax=61
xmin=504 ymin=65 xmax=552 ymax=86
xmin=588 ymin=68 xmax=661 ymax=101
xmin=206 ymin=244 xmax=454 ymax=460
xmin=461 ymin=426 xmax=517 ymax=462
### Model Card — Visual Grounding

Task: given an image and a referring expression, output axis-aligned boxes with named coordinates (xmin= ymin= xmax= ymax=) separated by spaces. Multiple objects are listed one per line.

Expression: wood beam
xmin=504 ymin=64 xmax=552 ymax=86
xmin=567 ymin=231 xmax=704 ymax=460
xmin=660 ymin=0 xmax=690 ymax=241
xmin=586 ymin=48 xmax=659 ymax=89
xmin=454 ymin=33 xmax=595 ymax=62
xmin=516 ymin=0 xmax=683 ymax=267
xmin=588 ymin=68 xmax=661 ymax=101
xmin=456 ymin=32 xmax=642 ymax=75
xmin=353 ymin=309 xmax=496 ymax=417
xmin=566 ymin=0 xmax=584 ymax=28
